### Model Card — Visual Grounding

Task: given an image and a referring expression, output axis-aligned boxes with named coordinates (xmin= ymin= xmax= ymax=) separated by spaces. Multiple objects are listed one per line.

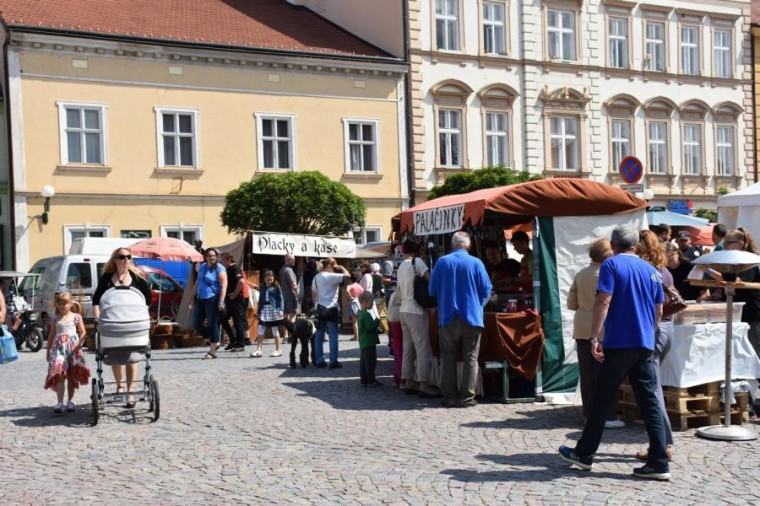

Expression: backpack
xmin=97 ymin=286 xmax=151 ymax=351
xmin=411 ymin=258 xmax=437 ymax=309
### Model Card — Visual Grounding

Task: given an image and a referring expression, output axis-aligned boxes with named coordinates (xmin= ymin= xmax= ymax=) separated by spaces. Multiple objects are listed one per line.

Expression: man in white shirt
xmin=396 ymin=240 xmax=438 ymax=397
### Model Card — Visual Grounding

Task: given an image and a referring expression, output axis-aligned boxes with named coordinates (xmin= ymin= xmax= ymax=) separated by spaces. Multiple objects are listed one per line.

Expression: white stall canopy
xmin=717 ymin=182 xmax=760 ymax=241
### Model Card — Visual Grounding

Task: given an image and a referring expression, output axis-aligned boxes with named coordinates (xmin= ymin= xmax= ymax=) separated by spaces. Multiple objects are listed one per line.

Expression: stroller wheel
xmin=149 ymin=379 xmax=160 ymax=422
xmin=91 ymin=378 xmax=99 ymax=426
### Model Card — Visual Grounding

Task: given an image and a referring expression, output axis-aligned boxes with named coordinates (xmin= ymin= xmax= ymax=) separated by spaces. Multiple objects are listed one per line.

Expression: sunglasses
xmin=117 ymin=254 xmax=132 ymax=260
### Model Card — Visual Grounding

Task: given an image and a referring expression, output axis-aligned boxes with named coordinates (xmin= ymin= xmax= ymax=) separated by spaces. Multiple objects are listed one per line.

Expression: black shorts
xmin=283 ymin=293 xmax=298 ymax=314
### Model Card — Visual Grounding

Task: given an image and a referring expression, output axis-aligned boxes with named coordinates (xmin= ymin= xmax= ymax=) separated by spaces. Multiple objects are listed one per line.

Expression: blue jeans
xmin=193 ymin=296 xmax=221 ymax=343
xmin=314 ymin=320 xmax=339 ymax=365
xmin=574 ymin=347 xmax=669 ymax=472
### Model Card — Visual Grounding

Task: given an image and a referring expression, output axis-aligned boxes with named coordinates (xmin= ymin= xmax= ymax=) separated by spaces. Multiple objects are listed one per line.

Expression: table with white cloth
xmin=660 ymin=322 xmax=760 ymax=388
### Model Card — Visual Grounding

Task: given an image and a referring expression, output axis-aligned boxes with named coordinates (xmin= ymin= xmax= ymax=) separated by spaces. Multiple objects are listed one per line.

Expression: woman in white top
xmin=396 ymin=240 xmax=438 ymax=398
xmin=311 ymin=257 xmax=350 ymax=368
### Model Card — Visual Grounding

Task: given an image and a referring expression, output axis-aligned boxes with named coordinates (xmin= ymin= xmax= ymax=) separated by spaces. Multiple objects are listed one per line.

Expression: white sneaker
xmin=605 ymin=419 xmax=626 ymax=429
xmin=66 ymin=401 xmax=76 ymax=412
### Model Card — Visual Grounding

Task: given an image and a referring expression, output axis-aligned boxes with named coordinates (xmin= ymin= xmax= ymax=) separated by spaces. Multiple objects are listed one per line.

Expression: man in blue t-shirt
xmin=428 ymin=231 xmax=492 ymax=408
xmin=559 ymin=225 xmax=671 ymax=481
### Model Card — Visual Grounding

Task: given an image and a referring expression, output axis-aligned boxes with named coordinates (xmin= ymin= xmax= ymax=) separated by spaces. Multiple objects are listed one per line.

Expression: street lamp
xmin=41 ymin=185 xmax=55 ymax=225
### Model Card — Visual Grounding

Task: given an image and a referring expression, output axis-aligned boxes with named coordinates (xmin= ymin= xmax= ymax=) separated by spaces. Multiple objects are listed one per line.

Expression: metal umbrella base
xmin=695 ymin=286 xmax=757 ymax=442
xmin=697 ymin=424 xmax=757 ymax=441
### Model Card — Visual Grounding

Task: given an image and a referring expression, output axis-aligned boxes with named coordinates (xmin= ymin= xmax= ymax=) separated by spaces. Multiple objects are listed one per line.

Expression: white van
xmin=69 ymin=237 xmax=137 ymax=256
xmin=21 ymin=254 xmax=109 ymax=322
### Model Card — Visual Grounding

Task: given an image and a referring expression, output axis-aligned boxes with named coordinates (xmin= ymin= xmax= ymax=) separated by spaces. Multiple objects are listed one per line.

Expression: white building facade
xmin=408 ymin=0 xmax=753 ymax=208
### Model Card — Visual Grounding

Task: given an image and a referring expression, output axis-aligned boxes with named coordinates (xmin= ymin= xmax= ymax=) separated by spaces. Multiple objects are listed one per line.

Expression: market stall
xmin=393 ymin=179 xmax=649 ymax=400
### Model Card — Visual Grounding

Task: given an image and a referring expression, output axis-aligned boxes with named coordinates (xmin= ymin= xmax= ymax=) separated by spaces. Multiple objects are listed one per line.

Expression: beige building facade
xmin=0 ymin=4 xmax=407 ymax=270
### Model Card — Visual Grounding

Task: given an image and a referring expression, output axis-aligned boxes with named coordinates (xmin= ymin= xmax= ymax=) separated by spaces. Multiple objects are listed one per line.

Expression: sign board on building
xmin=251 ymin=232 xmax=357 ymax=258
xmin=620 ymin=184 xmax=644 ymax=193
xmin=668 ymin=200 xmax=693 ymax=216
xmin=618 ymin=156 xmax=644 ymax=184
xmin=413 ymin=204 xmax=465 ymax=235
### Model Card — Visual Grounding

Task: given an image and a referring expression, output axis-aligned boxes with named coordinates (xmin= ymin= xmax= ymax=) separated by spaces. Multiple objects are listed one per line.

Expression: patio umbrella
xmin=646 ymin=209 xmax=710 ymax=227
xmin=129 ymin=237 xmax=204 ymax=319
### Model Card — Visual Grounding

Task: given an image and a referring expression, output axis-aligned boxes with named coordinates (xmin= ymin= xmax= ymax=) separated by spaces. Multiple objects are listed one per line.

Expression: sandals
xmin=250 ymin=349 xmax=263 ymax=358
xmin=270 ymin=350 xmax=282 ymax=357
xmin=202 ymin=352 xmax=217 ymax=360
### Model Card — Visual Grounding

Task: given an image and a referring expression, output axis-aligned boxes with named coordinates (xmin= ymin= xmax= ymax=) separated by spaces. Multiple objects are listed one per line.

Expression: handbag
xmin=662 ymin=284 xmax=687 ymax=318
xmin=413 ymin=269 xmax=437 ymax=309
xmin=0 ymin=325 xmax=19 ymax=364
xmin=316 ymin=304 xmax=339 ymax=323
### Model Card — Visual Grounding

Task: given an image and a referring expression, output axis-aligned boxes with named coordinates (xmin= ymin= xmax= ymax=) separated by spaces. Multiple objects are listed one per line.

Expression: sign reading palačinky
xmin=251 ymin=232 xmax=357 ymax=258
xmin=414 ymin=204 xmax=465 ymax=235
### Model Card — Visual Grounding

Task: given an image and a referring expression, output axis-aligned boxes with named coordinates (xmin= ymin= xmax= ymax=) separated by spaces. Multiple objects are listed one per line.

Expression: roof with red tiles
xmin=0 ymin=0 xmax=391 ymax=59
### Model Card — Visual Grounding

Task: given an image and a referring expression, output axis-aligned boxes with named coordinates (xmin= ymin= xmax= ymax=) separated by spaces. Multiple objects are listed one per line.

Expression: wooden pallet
xmin=619 ymin=400 xmax=748 ymax=431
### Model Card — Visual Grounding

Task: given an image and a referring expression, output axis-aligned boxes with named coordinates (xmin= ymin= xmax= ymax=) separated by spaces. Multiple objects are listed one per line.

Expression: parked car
xmin=135 ymin=265 xmax=185 ymax=320
xmin=20 ymin=256 xmax=184 ymax=323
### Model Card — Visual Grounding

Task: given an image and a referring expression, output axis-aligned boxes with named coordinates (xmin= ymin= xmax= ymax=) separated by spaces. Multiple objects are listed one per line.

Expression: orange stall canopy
xmin=393 ymin=179 xmax=648 ymax=235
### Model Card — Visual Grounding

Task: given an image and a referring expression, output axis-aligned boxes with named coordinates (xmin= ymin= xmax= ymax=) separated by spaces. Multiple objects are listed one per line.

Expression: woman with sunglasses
xmin=93 ymin=247 xmax=151 ymax=408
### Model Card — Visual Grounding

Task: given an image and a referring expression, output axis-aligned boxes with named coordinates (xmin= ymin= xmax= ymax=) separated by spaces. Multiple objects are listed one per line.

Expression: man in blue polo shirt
xmin=559 ymin=224 xmax=671 ymax=480
xmin=428 ymin=231 xmax=492 ymax=408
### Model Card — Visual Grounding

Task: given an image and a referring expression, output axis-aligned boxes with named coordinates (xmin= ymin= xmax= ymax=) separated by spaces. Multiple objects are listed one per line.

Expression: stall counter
xmin=660 ymin=322 xmax=760 ymax=388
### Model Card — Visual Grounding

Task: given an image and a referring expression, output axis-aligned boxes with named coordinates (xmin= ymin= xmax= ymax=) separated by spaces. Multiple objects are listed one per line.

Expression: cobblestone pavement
xmin=1 ymin=335 xmax=759 ymax=505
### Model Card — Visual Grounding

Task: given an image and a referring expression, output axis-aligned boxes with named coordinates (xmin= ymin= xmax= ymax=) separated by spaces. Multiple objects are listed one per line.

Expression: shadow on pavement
xmin=0 ymin=405 xmax=92 ymax=428
xmin=460 ymin=405 xmax=584 ymax=430
xmin=282 ymin=377 xmax=443 ymax=411
xmin=441 ymin=452 xmax=636 ymax=482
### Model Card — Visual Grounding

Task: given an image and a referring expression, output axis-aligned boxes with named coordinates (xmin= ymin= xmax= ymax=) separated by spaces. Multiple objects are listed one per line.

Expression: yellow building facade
xmin=3 ymin=22 xmax=407 ymax=270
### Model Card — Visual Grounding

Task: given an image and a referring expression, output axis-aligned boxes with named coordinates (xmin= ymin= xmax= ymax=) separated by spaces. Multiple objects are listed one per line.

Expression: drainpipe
xmin=403 ymin=0 xmax=415 ymax=207
xmin=516 ymin=0 xmax=529 ymax=174
xmin=2 ymin=25 xmax=15 ymax=270
xmin=752 ymin=28 xmax=757 ymax=183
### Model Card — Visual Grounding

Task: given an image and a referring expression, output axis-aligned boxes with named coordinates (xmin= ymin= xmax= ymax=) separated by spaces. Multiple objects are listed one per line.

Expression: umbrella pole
xmin=157 ymin=259 xmax=163 ymax=320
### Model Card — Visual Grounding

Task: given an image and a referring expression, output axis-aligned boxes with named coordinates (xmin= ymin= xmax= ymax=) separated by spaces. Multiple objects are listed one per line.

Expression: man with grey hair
xmin=428 ymin=231 xmax=492 ymax=408
xmin=279 ymin=253 xmax=298 ymax=343
xmin=559 ymin=224 xmax=670 ymax=480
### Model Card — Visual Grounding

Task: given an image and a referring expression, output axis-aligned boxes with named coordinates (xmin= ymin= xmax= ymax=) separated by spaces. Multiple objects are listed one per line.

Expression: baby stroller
xmin=90 ymin=286 xmax=160 ymax=425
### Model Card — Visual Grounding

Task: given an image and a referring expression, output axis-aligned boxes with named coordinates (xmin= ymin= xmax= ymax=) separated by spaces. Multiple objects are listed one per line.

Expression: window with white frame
xmin=485 ymin=111 xmax=509 ymax=166
xmin=645 ymin=21 xmax=666 ymax=72
xmin=608 ymin=17 xmax=628 ymax=69
xmin=647 ymin=121 xmax=668 ymax=174
xmin=438 ymin=109 xmax=463 ymax=167
xmin=256 ymin=114 xmax=294 ymax=170
xmin=610 ymin=119 xmax=631 ymax=171
xmin=483 ymin=2 xmax=506 ymax=55
xmin=63 ymin=225 xmax=111 ymax=254
xmin=343 ymin=119 xmax=379 ymax=173
xmin=58 ymin=102 xmax=107 ymax=165
xmin=683 ymin=123 xmax=702 ymax=175
xmin=350 ymin=227 xmax=382 ymax=246
xmin=550 ymin=116 xmax=579 ymax=170
xmin=547 ymin=10 xmax=576 ymax=61
xmin=716 ymin=125 xmax=735 ymax=176
xmin=435 ymin=0 xmax=460 ymax=51
xmin=156 ymin=108 xmax=199 ymax=168
xmin=713 ymin=29 xmax=732 ymax=79
xmin=680 ymin=26 xmax=700 ymax=75
xmin=160 ymin=225 xmax=203 ymax=245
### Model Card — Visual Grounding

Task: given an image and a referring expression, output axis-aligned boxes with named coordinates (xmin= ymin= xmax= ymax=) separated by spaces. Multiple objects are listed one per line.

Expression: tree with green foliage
xmin=694 ymin=208 xmax=717 ymax=223
xmin=427 ymin=166 xmax=543 ymax=200
xmin=221 ymin=171 xmax=366 ymax=236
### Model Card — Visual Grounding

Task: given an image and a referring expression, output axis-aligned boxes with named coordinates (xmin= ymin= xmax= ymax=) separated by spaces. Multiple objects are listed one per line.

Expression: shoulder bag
xmin=412 ymin=259 xmax=437 ymax=309
xmin=662 ymin=283 xmax=687 ymax=318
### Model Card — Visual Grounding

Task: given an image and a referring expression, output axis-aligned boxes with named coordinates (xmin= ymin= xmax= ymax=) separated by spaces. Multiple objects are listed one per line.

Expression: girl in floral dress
xmin=249 ymin=270 xmax=284 ymax=358
xmin=44 ymin=292 xmax=89 ymax=414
